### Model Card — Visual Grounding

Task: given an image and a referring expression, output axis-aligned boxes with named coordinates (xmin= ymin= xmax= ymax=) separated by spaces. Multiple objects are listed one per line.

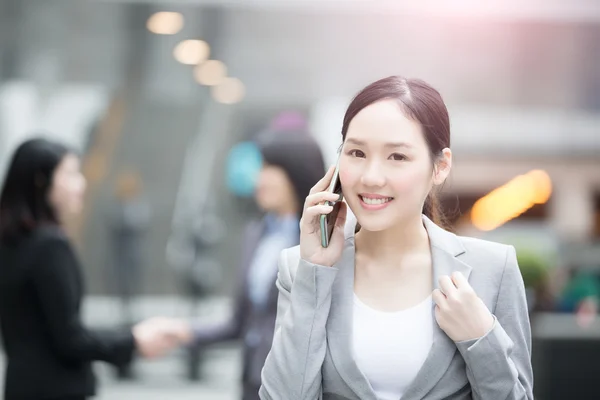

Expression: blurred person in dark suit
xmin=108 ymin=170 xmax=151 ymax=325
xmin=176 ymin=131 xmax=327 ymax=400
xmin=0 ymin=138 xmax=185 ymax=400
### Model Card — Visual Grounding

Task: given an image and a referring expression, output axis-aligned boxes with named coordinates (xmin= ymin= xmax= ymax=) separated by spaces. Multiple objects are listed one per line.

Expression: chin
xmin=69 ymin=202 xmax=83 ymax=215
xmin=350 ymin=210 xmax=395 ymax=232
xmin=350 ymin=204 xmax=414 ymax=233
xmin=354 ymin=218 xmax=394 ymax=232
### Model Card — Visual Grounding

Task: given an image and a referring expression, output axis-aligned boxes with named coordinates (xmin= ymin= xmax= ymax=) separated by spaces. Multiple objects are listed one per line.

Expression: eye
xmin=389 ymin=153 xmax=407 ymax=161
xmin=348 ymin=149 xmax=365 ymax=158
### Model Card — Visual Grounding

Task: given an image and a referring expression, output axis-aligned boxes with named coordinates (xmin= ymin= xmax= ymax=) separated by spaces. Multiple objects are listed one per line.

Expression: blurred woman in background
xmin=0 ymin=138 xmax=181 ymax=400
xmin=180 ymin=131 xmax=326 ymax=400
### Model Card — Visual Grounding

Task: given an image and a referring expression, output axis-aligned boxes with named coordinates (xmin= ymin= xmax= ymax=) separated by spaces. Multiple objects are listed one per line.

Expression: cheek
xmin=273 ymin=177 xmax=292 ymax=201
xmin=49 ymin=183 xmax=68 ymax=208
xmin=389 ymin=165 xmax=432 ymax=195
xmin=256 ymin=172 xmax=274 ymax=192
xmin=257 ymin=174 xmax=286 ymax=202
xmin=74 ymin=180 xmax=86 ymax=197
xmin=339 ymin=167 xmax=358 ymax=190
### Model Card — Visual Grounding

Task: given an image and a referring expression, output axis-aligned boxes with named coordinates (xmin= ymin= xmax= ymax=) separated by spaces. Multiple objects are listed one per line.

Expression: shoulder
xmin=455 ymin=235 xmax=521 ymax=288
xmin=26 ymin=226 xmax=74 ymax=261
xmin=30 ymin=225 xmax=70 ymax=247
xmin=16 ymin=226 xmax=77 ymax=277
xmin=457 ymin=235 xmax=513 ymax=264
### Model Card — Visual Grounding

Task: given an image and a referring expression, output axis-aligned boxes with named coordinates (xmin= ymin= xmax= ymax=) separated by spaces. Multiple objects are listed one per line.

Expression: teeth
xmin=361 ymin=196 xmax=392 ymax=205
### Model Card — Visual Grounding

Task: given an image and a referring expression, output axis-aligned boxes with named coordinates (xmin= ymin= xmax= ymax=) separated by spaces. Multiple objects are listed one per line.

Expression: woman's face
xmin=339 ymin=99 xmax=451 ymax=232
xmin=255 ymin=164 xmax=297 ymax=214
xmin=48 ymin=154 xmax=87 ymax=218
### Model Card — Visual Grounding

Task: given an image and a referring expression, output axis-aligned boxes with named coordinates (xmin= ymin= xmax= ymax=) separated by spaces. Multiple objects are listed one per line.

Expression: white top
xmin=352 ymin=293 xmax=434 ymax=400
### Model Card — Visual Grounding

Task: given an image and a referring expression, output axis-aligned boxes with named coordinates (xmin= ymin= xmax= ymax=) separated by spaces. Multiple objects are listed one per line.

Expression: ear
xmin=432 ymin=148 xmax=452 ymax=186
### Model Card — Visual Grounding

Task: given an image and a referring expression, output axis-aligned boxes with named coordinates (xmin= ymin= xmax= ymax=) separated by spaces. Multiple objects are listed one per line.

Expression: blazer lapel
xmin=326 ymin=238 xmax=379 ymax=400
xmin=400 ymin=216 xmax=472 ymax=400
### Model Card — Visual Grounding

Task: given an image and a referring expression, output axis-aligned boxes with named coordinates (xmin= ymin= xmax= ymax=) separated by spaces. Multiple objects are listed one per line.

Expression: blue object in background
xmin=226 ymin=141 xmax=263 ymax=197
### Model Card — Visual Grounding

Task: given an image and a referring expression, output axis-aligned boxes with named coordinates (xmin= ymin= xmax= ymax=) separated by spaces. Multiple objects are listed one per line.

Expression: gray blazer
xmin=259 ymin=215 xmax=534 ymax=400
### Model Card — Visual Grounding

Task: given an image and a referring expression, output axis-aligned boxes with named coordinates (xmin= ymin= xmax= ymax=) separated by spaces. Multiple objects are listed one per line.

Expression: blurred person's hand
xmin=300 ymin=165 xmax=348 ymax=267
xmin=576 ymin=297 xmax=598 ymax=329
xmin=132 ymin=317 xmax=183 ymax=358
xmin=164 ymin=318 xmax=194 ymax=345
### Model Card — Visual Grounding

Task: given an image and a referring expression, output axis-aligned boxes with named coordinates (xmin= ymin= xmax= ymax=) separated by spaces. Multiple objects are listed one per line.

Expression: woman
xmin=183 ymin=132 xmax=326 ymax=400
xmin=259 ymin=77 xmax=534 ymax=400
xmin=0 ymin=138 xmax=181 ymax=400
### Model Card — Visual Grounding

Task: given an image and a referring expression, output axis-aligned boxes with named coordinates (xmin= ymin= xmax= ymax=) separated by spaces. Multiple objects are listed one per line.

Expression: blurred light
xmin=529 ymin=169 xmax=553 ymax=204
xmin=270 ymin=111 xmax=307 ymax=131
xmin=147 ymin=12 xmax=184 ymax=35
xmin=226 ymin=141 xmax=263 ymax=197
xmin=173 ymin=40 xmax=210 ymax=65
xmin=194 ymin=60 xmax=227 ymax=86
xmin=471 ymin=170 xmax=552 ymax=231
xmin=212 ymin=77 xmax=245 ymax=104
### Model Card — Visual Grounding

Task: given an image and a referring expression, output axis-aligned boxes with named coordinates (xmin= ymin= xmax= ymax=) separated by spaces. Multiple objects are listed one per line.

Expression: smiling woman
xmin=259 ymin=76 xmax=534 ymax=400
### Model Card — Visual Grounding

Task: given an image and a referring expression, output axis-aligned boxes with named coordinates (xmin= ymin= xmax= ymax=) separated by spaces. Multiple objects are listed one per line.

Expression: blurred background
xmin=1 ymin=0 xmax=599 ymax=399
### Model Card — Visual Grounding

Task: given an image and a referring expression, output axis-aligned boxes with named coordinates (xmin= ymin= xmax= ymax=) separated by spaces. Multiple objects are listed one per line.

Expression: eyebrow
xmin=345 ymin=138 xmax=413 ymax=149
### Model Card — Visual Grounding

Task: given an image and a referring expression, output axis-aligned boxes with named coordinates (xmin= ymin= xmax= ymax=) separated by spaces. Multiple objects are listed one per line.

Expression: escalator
xmin=79 ymin=94 xmax=208 ymax=296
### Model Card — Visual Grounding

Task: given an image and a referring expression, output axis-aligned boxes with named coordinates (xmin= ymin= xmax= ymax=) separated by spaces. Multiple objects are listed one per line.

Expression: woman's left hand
xmin=432 ymin=272 xmax=495 ymax=342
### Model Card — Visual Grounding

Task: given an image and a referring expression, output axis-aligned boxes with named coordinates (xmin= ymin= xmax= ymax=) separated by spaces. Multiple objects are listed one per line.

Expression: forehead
xmin=262 ymin=164 xmax=287 ymax=176
xmin=345 ymin=99 xmax=425 ymax=148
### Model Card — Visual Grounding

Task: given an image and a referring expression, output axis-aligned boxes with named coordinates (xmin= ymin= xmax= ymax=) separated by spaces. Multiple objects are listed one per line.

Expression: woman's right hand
xmin=300 ymin=165 xmax=348 ymax=267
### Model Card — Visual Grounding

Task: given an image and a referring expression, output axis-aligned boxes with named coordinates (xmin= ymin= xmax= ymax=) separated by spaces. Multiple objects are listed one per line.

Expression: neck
xmin=355 ymin=213 xmax=430 ymax=262
xmin=274 ymin=200 xmax=299 ymax=218
xmin=273 ymin=211 xmax=297 ymax=220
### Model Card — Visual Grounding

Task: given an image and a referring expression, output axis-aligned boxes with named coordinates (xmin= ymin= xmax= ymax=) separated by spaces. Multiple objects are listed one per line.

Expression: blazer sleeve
xmin=259 ymin=250 xmax=338 ymax=400
xmin=455 ymin=245 xmax=534 ymax=400
xmin=190 ymin=280 xmax=246 ymax=345
xmin=31 ymin=235 xmax=136 ymax=366
xmin=190 ymin=222 xmax=257 ymax=345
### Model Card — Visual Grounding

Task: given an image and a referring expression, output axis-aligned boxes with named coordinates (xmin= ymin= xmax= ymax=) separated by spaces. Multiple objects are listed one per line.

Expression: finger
xmin=309 ymin=165 xmax=336 ymax=195
xmin=432 ymin=288 xmax=447 ymax=306
xmin=438 ymin=275 xmax=458 ymax=297
xmin=304 ymin=191 xmax=342 ymax=209
xmin=302 ymin=204 xmax=333 ymax=220
xmin=451 ymin=271 xmax=470 ymax=290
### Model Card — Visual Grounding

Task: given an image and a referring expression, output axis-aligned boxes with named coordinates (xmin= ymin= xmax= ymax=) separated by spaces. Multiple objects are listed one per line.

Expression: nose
xmin=360 ymin=160 xmax=386 ymax=188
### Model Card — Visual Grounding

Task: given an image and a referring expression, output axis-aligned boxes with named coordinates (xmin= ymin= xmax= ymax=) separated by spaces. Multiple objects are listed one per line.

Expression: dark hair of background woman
xmin=0 ymin=137 xmax=71 ymax=246
xmin=257 ymin=131 xmax=326 ymax=219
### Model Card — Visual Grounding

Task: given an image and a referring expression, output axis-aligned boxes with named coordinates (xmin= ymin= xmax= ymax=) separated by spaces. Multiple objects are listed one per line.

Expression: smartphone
xmin=319 ymin=159 xmax=343 ymax=248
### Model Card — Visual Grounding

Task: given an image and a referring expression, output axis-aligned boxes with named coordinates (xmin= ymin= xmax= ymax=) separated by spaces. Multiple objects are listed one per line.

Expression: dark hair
xmin=0 ymin=137 xmax=71 ymax=245
xmin=257 ymin=132 xmax=326 ymax=219
xmin=341 ymin=76 xmax=451 ymax=227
